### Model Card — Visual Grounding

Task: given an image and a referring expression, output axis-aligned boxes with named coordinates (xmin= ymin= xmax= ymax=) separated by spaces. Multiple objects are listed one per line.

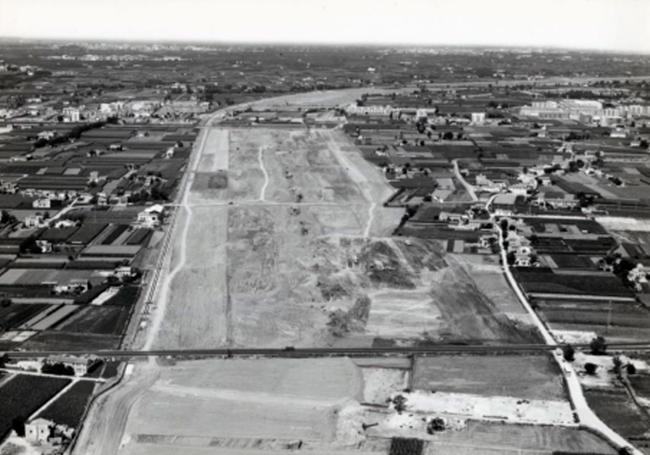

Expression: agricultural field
xmin=0 ymin=303 xmax=48 ymax=332
xmin=56 ymin=305 xmax=131 ymax=335
xmin=421 ymin=421 xmax=616 ymax=454
xmin=36 ymin=380 xmax=97 ymax=428
xmin=412 ymin=354 xmax=566 ymax=400
xmin=22 ymin=331 xmax=122 ymax=351
xmin=0 ymin=374 xmax=71 ymax=439
xmin=585 ymin=389 xmax=650 ymax=448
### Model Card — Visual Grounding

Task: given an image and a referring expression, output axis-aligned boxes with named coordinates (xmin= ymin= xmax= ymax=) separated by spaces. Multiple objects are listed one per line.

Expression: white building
xmin=136 ymin=204 xmax=164 ymax=228
xmin=62 ymin=107 xmax=80 ymax=122
xmin=471 ymin=112 xmax=486 ymax=125
xmin=25 ymin=418 xmax=52 ymax=443
xmin=32 ymin=198 xmax=51 ymax=209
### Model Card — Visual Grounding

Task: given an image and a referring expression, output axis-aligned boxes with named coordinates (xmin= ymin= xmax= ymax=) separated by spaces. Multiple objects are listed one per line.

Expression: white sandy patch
xmin=390 ymin=391 xmax=574 ymax=426
xmin=361 ymin=368 xmax=408 ymax=405
xmin=91 ymin=286 xmax=120 ymax=305
xmin=574 ymin=352 xmax=650 ymax=388
xmin=553 ymin=330 xmax=598 ymax=345
xmin=0 ymin=432 xmax=44 ymax=455
xmin=596 ymin=217 xmax=650 ymax=231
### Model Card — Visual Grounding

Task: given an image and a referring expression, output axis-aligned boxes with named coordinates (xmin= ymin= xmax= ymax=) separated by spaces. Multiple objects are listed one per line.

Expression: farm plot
xmin=0 ymin=303 xmax=49 ymax=331
xmin=411 ymin=354 xmax=566 ymax=400
xmin=18 ymin=304 xmax=80 ymax=331
xmin=585 ymin=389 xmax=650 ymax=441
xmin=36 ymin=380 xmax=97 ymax=429
xmin=422 ymin=421 xmax=616 ymax=454
xmin=56 ymin=305 xmax=131 ymax=335
xmin=0 ymin=374 xmax=71 ymax=439
xmin=22 ymin=331 xmax=122 ymax=351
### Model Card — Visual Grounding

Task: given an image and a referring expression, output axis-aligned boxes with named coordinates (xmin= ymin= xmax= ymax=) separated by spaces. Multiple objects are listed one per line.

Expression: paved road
xmin=494 ymin=214 xmax=642 ymax=454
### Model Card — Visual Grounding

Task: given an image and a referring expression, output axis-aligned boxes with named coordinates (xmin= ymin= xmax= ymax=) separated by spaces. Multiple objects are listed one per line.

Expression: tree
xmin=41 ymin=362 xmax=75 ymax=376
xmin=442 ymin=131 xmax=454 ymax=140
xmin=0 ymin=353 xmax=8 ymax=368
xmin=0 ymin=297 xmax=11 ymax=307
xmin=426 ymin=417 xmax=445 ymax=434
xmin=590 ymin=336 xmax=607 ymax=355
xmin=392 ymin=394 xmax=407 ymax=414
xmin=584 ymin=362 xmax=598 ymax=375
xmin=562 ymin=345 xmax=575 ymax=362
xmin=627 ymin=363 xmax=637 ymax=375
xmin=0 ymin=210 xmax=16 ymax=225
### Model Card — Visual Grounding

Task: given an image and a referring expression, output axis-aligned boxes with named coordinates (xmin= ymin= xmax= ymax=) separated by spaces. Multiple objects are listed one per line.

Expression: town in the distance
xmin=0 ymin=40 xmax=649 ymax=455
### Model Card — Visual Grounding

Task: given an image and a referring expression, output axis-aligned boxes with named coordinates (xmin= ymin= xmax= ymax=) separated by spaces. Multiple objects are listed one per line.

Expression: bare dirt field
xmin=114 ymin=358 xmax=363 ymax=455
xmin=149 ymin=125 xmax=539 ymax=349
xmin=152 ymin=205 xmax=229 ymax=349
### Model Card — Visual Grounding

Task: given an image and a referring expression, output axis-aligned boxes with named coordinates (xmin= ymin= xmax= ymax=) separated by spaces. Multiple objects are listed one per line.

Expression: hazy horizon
xmin=1 ymin=0 xmax=649 ymax=54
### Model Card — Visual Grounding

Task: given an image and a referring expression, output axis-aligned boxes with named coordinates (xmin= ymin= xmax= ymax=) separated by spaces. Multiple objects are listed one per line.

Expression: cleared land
xmin=114 ymin=358 xmax=362 ymax=455
xmin=151 ymin=127 xmax=537 ymax=349
xmin=76 ymin=356 xmax=604 ymax=455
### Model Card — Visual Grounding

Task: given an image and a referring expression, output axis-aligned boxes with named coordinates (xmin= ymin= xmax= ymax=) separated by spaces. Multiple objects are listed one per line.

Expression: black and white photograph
xmin=0 ymin=1 xmax=649 ymax=454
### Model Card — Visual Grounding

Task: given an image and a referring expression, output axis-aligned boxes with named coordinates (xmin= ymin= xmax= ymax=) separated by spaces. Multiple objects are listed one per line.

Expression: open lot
xmin=109 ymin=358 xmax=362 ymax=455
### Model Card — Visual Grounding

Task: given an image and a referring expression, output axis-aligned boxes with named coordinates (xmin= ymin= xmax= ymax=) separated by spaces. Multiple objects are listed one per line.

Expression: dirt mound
xmin=327 ymin=294 xmax=372 ymax=337
xmin=358 ymin=240 xmax=415 ymax=289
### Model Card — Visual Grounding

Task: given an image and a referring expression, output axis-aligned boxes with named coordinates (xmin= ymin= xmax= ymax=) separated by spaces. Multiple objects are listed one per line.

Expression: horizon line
xmin=1 ymin=35 xmax=649 ymax=56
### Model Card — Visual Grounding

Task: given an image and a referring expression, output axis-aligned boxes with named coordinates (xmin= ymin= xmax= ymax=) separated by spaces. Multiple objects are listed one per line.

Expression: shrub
xmin=584 ymin=362 xmax=598 ymax=375
xmin=562 ymin=345 xmax=575 ymax=362
xmin=590 ymin=336 xmax=607 ymax=355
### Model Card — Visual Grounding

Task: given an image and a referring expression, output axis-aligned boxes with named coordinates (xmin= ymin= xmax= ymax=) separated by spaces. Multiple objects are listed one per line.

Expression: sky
xmin=1 ymin=0 xmax=649 ymax=53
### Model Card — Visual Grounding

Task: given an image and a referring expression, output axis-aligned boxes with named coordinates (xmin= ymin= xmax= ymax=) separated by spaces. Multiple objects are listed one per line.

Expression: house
xmin=514 ymin=245 xmax=534 ymax=267
xmin=492 ymin=193 xmax=518 ymax=216
xmin=32 ymin=198 xmax=51 ymax=209
xmin=471 ymin=112 xmax=486 ymax=125
xmin=53 ymin=279 xmax=90 ymax=296
xmin=136 ymin=204 xmax=164 ymax=228
xmin=25 ymin=418 xmax=52 ymax=444
xmin=24 ymin=215 xmax=45 ymax=228
xmin=536 ymin=188 xmax=578 ymax=209
xmin=47 ymin=355 xmax=96 ymax=376
xmin=439 ymin=206 xmax=469 ymax=224
xmin=114 ymin=265 xmax=134 ymax=279
xmin=36 ymin=239 xmax=52 ymax=253
xmin=53 ymin=219 xmax=77 ymax=229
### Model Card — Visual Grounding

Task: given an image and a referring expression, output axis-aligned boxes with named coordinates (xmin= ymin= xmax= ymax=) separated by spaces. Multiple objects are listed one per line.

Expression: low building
xmin=25 ymin=418 xmax=52 ymax=444
xmin=492 ymin=193 xmax=518 ymax=216
xmin=471 ymin=112 xmax=486 ymax=125
xmin=46 ymin=355 xmax=95 ymax=376
xmin=32 ymin=198 xmax=51 ymax=209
